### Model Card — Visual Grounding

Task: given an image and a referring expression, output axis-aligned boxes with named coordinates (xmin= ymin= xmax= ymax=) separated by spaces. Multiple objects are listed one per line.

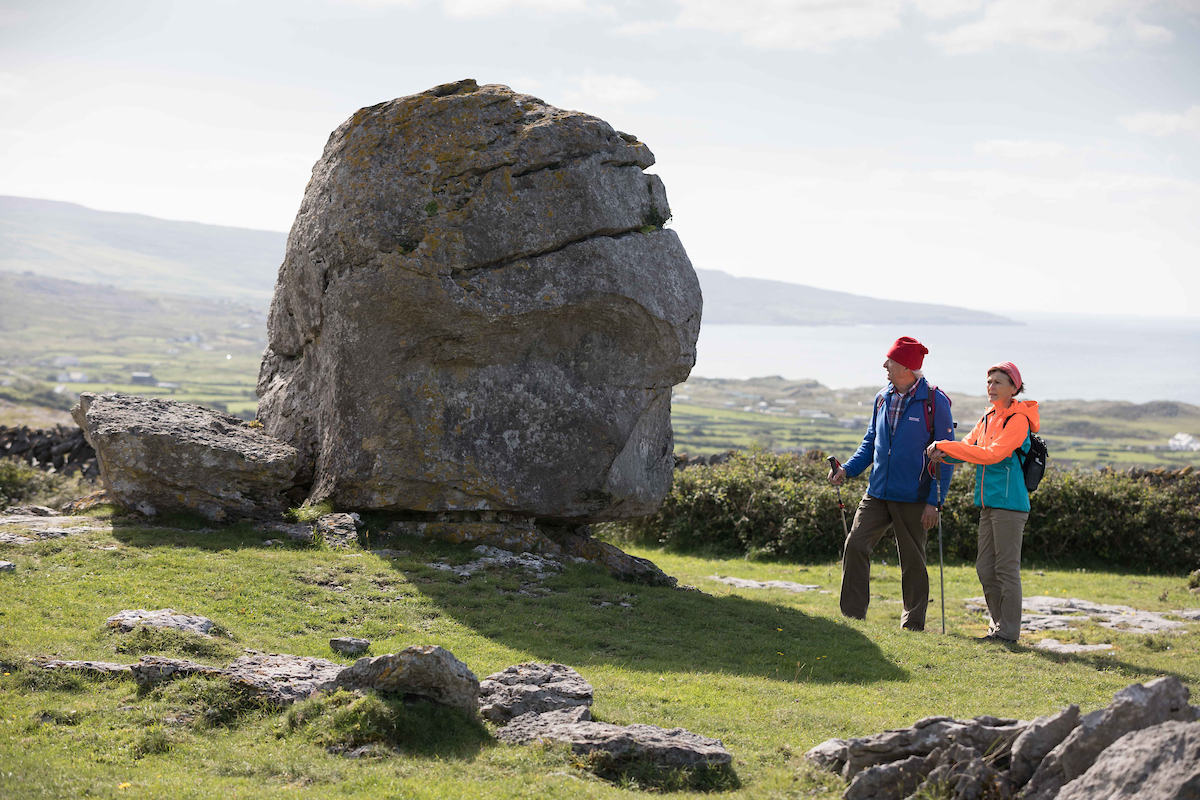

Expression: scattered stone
xmin=130 ymin=656 xmax=223 ymax=688
xmin=966 ymin=595 xmax=1192 ymax=635
xmin=262 ymin=539 xmax=281 ymax=546
xmin=330 ymin=637 xmax=371 ymax=656
xmin=803 ymin=738 xmax=849 ymax=774
xmin=60 ymin=490 xmax=110 ymax=514
xmin=498 ymin=706 xmax=731 ymax=769
xmin=1022 ymin=676 xmax=1199 ymax=800
xmin=389 ymin=515 xmax=555 ymax=554
xmin=334 ymin=645 xmax=479 ymax=714
xmin=427 ymin=544 xmax=565 ymax=580
xmin=1035 ymin=638 xmax=1114 ymax=654
xmin=314 ymin=513 xmax=360 ymax=549
xmin=223 ymin=652 xmax=343 ymax=706
xmin=0 ymin=561 xmax=14 ymax=572
xmin=547 ymin=526 xmax=677 ymax=587
xmin=478 ymin=662 xmax=594 ymax=724
xmin=2 ymin=505 xmax=58 ymax=516
xmin=844 ymin=752 xmax=930 ymax=800
xmin=0 ymin=532 xmax=33 ymax=544
xmin=256 ymin=79 xmax=701 ymax=523
xmin=39 ymin=659 xmax=133 ymax=677
xmin=837 ymin=715 xmax=1026 ymax=781
xmin=1055 ymin=719 xmax=1200 ymax=800
xmin=106 ymin=609 xmax=216 ymax=637
xmin=707 ymin=575 xmax=820 ymax=593
xmin=371 ymin=548 xmax=409 ymax=558
xmin=72 ymin=392 xmax=298 ymax=521
xmin=1009 ymin=704 xmax=1080 ymax=787
xmin=255 ymin=520 xmax=315 ymax=543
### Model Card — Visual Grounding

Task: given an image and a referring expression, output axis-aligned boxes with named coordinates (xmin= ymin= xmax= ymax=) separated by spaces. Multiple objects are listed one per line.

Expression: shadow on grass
xmin=108 ymin=511 xmax=285 ymax=551
xmin=394 ymin=558 xmax=906 ymax=686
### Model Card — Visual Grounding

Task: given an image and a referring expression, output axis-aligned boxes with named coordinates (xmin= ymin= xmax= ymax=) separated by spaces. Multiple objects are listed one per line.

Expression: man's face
xmin=883 ymin=358 xmax=912 ymax=387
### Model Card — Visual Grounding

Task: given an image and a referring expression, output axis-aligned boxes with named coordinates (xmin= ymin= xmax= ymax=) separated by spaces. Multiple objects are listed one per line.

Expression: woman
xmin=926 ymin=362 xmax=1039 ymax=643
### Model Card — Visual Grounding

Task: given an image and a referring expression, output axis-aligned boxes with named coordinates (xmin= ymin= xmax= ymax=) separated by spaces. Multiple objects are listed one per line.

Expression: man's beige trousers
xmin=839 ymin=496 xmax=928 ymax=631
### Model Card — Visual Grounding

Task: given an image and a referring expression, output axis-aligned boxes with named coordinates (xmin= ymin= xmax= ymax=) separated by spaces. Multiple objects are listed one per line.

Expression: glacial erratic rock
xmin=257 ymin=79 xmax=701 ymax=522
xmin=106 ymin=609 xmax=216 ymax=637
xmin=333 ymin=645 xmax=479 ymax=714
xmin=478 ymin=662 xmax=594 ymax=724
xmin=1055 ymin=720 xmax=1200 ymax=800
xmin=72 ymin=393 xmax=297 ymax=521
xmin=496 ymin=706 xmax=732 ymax=769
xmin=1021 ymin=676 xmax=1199 ymax=800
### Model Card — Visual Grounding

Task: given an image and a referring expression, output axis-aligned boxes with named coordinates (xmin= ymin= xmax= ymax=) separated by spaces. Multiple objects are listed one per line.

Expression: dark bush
xmin=601 ymin=451 xmax=1200 ymax=573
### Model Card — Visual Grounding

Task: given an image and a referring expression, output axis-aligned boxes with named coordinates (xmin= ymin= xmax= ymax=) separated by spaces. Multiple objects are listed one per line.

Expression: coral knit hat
xmin=886 ymin=336 xmax=928 ymax=371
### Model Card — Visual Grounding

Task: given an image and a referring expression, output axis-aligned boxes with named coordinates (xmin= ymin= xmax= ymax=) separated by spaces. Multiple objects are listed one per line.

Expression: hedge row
xmin=601 ymin=450 xmax=1200 ymax=574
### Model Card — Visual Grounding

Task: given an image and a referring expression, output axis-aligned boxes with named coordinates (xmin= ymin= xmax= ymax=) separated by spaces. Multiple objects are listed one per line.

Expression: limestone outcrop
xmin=72 ymin=393 xmax=297 ymax=521
xmin=257 ymin=79 xmax=701 ymax=522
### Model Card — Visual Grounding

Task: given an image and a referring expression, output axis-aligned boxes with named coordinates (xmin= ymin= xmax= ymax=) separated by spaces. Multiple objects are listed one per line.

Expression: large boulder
xmin=257 ymin=79 xmax=701 ymax=522
xmin=72 ymin=393 xmax=297 ymax=521
xmin=1055 ymin=720 xmax=1200 ymax=800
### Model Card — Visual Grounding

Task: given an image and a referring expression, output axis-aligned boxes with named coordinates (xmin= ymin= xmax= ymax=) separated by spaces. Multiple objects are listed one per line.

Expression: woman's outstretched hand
xmin=926 ymin=443 xmax=946 ymax=464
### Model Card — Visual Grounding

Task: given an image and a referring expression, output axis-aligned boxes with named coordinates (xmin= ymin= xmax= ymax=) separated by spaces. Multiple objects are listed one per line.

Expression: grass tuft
xmin=154 ymin=676 xmax=264 ymax=728
xmin=286 ymin=501 xmax=335 ymax=523
xmin=111 ymin=626 xmax=239 ymax=661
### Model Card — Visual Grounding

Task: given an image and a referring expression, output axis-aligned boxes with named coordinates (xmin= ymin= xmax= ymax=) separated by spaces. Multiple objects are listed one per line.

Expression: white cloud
xmin=442 ymin=0 xmax=587 ymax=17
xmin=932 ymin=0 xmax=1175 ymax=54
xmin=0 ymin=72 xmax=26 ymax=97
xmin=1119 ymin=106 xmax=1200 ymax=138
xmin=671 ymin=0 xmax=907 ymax=51
xmin=908 ymin=0 xmax=983 ymax=20
xmin=974 ymin=139 xmax=1070 ymax=158
xmin=561 ymin=71 xmax=658 ymax=110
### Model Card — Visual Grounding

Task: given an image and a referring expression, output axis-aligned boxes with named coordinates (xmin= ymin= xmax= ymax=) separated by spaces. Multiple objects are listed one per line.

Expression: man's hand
xmin=926 ymin=443 xmax=946 ymax=463
xmin=828 ymin=466 xmax=846 ymax=486
xmin=921 ymin=504 xmax=939 ymax=530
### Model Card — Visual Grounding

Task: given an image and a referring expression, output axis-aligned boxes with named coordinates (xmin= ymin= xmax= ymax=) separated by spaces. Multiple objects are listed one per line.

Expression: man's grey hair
xmin=912 ymin=369 xmax=924 ymax=380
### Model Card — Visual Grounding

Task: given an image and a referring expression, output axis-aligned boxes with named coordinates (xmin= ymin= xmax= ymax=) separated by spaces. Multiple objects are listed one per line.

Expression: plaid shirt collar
xmin=887 ymin=379 xmax=921 ymax=435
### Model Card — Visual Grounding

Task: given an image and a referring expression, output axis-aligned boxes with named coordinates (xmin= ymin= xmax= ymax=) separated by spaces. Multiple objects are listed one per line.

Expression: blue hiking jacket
xmin=843 ymin=378 xmax=955 ymax=506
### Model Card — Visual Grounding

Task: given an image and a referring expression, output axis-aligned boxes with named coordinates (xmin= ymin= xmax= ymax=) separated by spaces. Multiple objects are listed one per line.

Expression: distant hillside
xmin=695 ymin=269 xmax=1013 ymax=326
xmin=0 ymin=196 xmax=283 ymax=304
xmin=0 ymin=196 xmax=1011 ymax=324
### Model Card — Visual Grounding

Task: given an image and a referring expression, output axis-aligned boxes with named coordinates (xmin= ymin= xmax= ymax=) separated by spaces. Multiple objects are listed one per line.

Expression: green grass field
xmin=2 ymin=507 xmax=1197 ymax=799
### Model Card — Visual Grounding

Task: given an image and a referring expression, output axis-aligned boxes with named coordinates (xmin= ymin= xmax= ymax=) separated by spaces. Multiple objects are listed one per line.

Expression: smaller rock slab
xmin=330 ymin=637 xmax=371 ymax=656
xmin=968 ymin=595 xmax=1191 ymax=635
xmin=315 ymin=513 xmax=361 ymax=549
xmin=131 ymin=656 xmax=223 ymax=688
xmin=106 ymin=609 xmax=216 ymax=636
xmin=223 ymin=652 xmax=342 ymax=706
xmin=1035 ymin=638 xmax=1114 ymax=654
xmin=707 ymin=575 xmax=820 ymax=593
xmin=3 ymin=505 xmax=58 ymax=516
xmin=497 ymin=707 xmax=732 ymax=769
xmin=334 ymin=645 xmax=479 ymax=713
xmin=479 ymin=662 xmax=594 ymax=724
xmin=427 ymin=545 xmax=566 ymax=580
xmin=40 ymin=659 xmax=133 ymax=677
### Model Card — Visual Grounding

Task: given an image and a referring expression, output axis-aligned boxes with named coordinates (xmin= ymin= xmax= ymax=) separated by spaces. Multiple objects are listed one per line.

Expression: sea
xmin=690 ymin=313 xmax=1200 ymax=405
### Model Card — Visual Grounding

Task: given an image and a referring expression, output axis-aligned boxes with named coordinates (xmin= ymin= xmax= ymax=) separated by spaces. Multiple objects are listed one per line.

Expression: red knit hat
xmin=886 ymin=336 xmax=928 ymax=371
xmin=988 ymin=362 xmax=1022 ymax=392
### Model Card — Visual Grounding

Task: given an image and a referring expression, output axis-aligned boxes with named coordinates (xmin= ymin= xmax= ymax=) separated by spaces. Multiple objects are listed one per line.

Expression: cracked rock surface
xmin=257 ymin=78 xmax=702 ymax=521
xmin=478 ymin=662 xmax=594 ymax=724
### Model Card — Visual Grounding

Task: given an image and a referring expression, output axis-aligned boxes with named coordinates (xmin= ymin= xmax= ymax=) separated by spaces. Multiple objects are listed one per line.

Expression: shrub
xmin=601 ymin=451 xmax=1200 ymax=574
xmin=0 ymin=458 xmax=89 ymax=509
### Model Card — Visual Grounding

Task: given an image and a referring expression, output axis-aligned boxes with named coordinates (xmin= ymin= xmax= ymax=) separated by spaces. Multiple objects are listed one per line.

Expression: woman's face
xmin=987 ymin=370 xmax=1016 ymax=405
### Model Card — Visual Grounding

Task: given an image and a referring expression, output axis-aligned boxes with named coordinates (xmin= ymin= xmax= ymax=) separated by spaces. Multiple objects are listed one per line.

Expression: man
xmin=828 ymin=336 xmax=954 ymax=631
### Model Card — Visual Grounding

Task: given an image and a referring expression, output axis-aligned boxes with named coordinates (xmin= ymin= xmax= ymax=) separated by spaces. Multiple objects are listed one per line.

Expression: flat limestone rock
xmin=257 ymin=79 xmax=701 ymax=522
xmin=3 ymin=505 xmax=58 ymax=516
xmin=707 ymin=575 xmax=820 ymax=593
xmin=1035 ymin=638 xmax=1114 ymax=654
xmin=223 ymin=652 xmax=343 ymax=706
xmin=1022 ymin=676 xmax=1200 ymax=800
xmin=40 ymin=659 xmax=133 ymax=677
xmin=1056 ymin=720 xmax=1200 ymax=800
xmin=496 ymin=707 xmax=732 ymax=769
xmin=334 ymin=645 xmax=479 ymax=713
xmin=478 ymin=662 xmax=594 ymax=724
xmin=106 ymin=609 xmax=216 ymax=636
xmin=966 ymin=595 xmax=1190 ymax=635
xmin=72 ymin=392 xmax=297 ymax=521
xmin=131 ymin=656 xmax=223 ymax=688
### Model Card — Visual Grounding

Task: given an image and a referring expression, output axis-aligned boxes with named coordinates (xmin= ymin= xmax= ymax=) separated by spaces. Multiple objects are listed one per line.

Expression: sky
xmin=2 ymin=0 xmax=1199 ymax=317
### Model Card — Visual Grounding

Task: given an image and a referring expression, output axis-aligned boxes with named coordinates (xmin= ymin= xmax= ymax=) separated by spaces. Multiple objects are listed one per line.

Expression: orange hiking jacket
xmin=937 ymin=400 xmax=1040 ymax=511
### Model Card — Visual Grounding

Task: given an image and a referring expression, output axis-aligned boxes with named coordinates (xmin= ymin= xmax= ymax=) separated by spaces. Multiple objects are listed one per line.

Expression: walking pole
xmin=827 ymin=456 xmax=849 ymax=544
xmin=934 ymin=465 xmax=946 ymax=635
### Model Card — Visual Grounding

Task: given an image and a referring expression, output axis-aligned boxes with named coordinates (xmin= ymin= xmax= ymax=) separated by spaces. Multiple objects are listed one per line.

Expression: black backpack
xmin=986 ymin=413 xmax=1048 ymax=493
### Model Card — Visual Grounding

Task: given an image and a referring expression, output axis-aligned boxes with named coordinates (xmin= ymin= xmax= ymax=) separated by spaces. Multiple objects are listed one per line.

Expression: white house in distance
xmin=1168 ymin=433 xmax=1200 ymax=452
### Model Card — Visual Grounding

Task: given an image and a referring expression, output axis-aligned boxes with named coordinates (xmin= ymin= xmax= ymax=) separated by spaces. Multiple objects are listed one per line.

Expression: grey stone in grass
xmin=106 ymin=609 xmax=216 ymax=637
xmin=71 ymin=392 xmax=298 ymax=521
xmin=840 ymin=715 xmax=1027 ymax=781
xmin=802 ymin=737 xmax=849 ymax=774
xmin=223 ymin=652 xmax=343 ymax=706
xmin=315 ymin=513 xmax=360 ymax=549
xmin=2 ymin=505 xmax=58 ymax=516
xmin=130 ymin=656 xmax=223 ymax=688
xmin=0 ymin=561 xmax=14 ymax=573
xmin=707 ymin=575 xmax=820 ymax=593
xmin=40 ymin=659 xmax=133 ymax=677
xmin=330 ymin=637 xmax=371 ymax=656
xmin=497 ymin=707 xmax=732 ymax=769
xmin=843 ymin=752 xmax=930 ymax=800
xmin=1055 ymin=719 xmax=1200 ymax=800
xmin=968 ymin=595 xmax=1190 ymax=635
xmin=1035 ymin=638 xmax=1114 ymax=654
xmin=1022 ymin=676 xmax=1199 ymax=800
xmin=256 ymin=79 xmax=701 ymax=524
xmin=1009 ymin=704 xmax=1080 ymax=787
xmin=334 ymin=645 xmax=479 ymax=714
xmin=478 ymin=662 xmax=593 ymax=724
